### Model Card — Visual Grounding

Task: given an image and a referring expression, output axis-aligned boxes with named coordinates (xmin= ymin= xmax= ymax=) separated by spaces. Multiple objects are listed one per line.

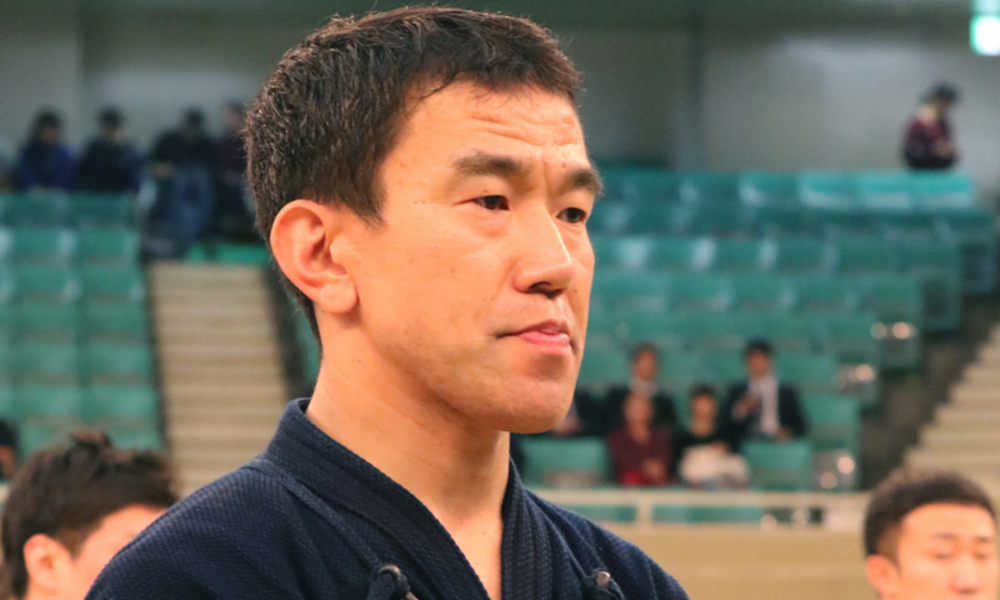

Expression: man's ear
xmin=23 ymin=533 xmax=70 ymax=594
xmin=270 ymin=199 xmax=358 ymax=315
xmin=865 ymin=554 xmax=899 ymax=600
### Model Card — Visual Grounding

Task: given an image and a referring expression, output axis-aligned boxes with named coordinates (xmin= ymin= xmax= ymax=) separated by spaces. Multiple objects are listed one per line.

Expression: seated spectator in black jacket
xmin=673 ymin=385 xmax=748 ymax=489
xmin=13 ymin=110 xmax=75 ymax=192
xmin=722 ymin=339 xmax=807 ymax=450
xmin=74 ymin=108 xmax=142 ymax=193
xmin=600 ymin=343 xmax=677 ymax=437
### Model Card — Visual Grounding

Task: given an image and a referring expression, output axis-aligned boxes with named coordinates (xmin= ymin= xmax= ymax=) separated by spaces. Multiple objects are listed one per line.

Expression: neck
xmin=23 ymin=584 xmax=53 ymax=600
xmin=306 ymin=335 xmax=509 ymax=533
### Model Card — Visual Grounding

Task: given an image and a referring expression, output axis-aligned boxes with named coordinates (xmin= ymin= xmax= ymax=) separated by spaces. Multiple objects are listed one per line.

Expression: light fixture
xmin=972 ymin=15 xmax=1000 ymax=55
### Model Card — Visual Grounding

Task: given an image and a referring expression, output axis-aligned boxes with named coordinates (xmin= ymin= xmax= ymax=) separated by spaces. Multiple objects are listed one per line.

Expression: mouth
xmin=502 ymin=319 xmax=573 ymax=353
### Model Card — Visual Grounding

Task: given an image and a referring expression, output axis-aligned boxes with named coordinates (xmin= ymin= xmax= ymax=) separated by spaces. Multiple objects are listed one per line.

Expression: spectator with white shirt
xmin=722 ymin=339 xmax=807 ymax=451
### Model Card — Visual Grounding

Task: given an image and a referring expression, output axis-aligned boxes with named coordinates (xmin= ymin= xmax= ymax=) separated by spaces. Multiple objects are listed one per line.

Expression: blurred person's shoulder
xmin=526 ymin=490 xmax=689 ymax=600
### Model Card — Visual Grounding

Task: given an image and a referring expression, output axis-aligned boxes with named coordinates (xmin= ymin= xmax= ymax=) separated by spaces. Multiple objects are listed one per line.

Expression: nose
xmin=950 ymin=555 xmax=984 ymax=595
xmin=512 ymin=207 xmax=575 ymax=298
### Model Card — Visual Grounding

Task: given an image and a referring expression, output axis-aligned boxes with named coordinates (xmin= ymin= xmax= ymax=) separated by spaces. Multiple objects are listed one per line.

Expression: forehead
xmin=398 ymin=81 xmax=586 ymax=155
xmin=899 ymin=503 xmax=996 ymax=543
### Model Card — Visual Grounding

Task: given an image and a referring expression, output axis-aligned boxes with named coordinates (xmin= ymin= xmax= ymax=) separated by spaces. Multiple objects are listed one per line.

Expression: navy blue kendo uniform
xmin=87 ymin=399 xmax=689 ymax=600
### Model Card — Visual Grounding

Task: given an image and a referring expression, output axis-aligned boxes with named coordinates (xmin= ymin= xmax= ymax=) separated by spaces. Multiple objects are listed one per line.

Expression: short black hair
xmin=245 ymin=7 xmax=581 ymax=338
xmin=183 ymin=108 xmax=205 ymax=130
xmin=630 ymin=342 xmax=660 ymax=363
xmin=927 ymin=83 xmax=959 ymax=104
xmin=863 ymin=468 xmax=995 ymax=558
xmin=99 ymin=108 xmax=123 ymax=129
xmin=30 ymin=110 xmax=61 ymax=139
xmin=0 ymin=430 xmax=177 ymax=598
xmin=744 ymin=338 xmax=773 ymax=358
xmin=689 ymin=384 xmax=716 ymax=402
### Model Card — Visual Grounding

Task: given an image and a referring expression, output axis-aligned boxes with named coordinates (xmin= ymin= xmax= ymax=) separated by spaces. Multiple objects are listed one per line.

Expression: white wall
xmin=702 ymin=24 xmax=1000 ymax=201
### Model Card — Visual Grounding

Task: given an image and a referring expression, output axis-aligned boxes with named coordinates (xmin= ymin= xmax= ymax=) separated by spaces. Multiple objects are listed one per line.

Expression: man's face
xmin=345 ymin=82 xmax=596 ymax=434
xmin=746 ymin=351 xmax=772 ymax=379
xmin=632 ymin=350 xmax=659 ymax=382
xmin=59 ymin=504 xmax=166 ymax=600
xmin=870 ymin=503 xmax=998 ymax=600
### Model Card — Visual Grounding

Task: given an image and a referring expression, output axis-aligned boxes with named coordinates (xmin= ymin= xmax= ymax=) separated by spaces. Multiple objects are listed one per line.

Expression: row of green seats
xmin=19 ymin=421 xmax=163 ymax=456
xmin=599 ymin=169 xmax=974 ymax=210
xmin=520 ymin=437 xmax=834 ymax=494
xmin=0 ymin=228 xmax=139 ymax=266
xmin=0 ymin=342 xmax=154 ymax=386
xmin=0 ymin=384 xmax=159 ymax=425
xmin=0 ymin=193 xmax=135 ymax=228
xmin=0 ymin=304 xmax=149 ymax=346
xmin=0 ymin=265 xmax=146 ymax=305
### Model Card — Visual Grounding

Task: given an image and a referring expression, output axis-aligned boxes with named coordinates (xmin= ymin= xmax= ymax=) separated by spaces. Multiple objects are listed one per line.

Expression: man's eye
xmin=561 ymin=207 xmax=588 ymax=224
xmin=474 ymin=195 xmax=508 ymax=211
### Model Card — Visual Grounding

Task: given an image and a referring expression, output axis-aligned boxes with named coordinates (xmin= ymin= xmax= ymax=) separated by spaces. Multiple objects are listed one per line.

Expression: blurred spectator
xmin=13 ymin=110 xmax=75 ymax=192
xmin=601 ymin=343 xmax=677 ymax=436
xmin=723 ymin=339 xmax=807 ymax=450
xmin=213 ymin=101 xmax=256 ymax=241
xmin=73 ymin=108 xmax=142 ymax=194
xmin=0 ymin=430 xmax=177 ymax=600
xmin=0 ymin=419 xmax=18 ymax=480
xmin=903 ymin=83 xmax=959 ymax=170
xmin=607 ymin=393 xmax=673 ymax=487
xmin=672 ymin=385 xmax=748 ymax=489
xmin=150 ymin=108 xmax=216 ymax=255
xmin=0 ymin=134 xmax=14 ymax=191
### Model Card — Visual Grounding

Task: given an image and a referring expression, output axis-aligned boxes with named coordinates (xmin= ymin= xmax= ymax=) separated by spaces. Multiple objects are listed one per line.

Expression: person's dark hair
xmin=863 ymin=468 xmax=995 ymax=558
xmin=99 ymin=108 xmax=123 ymax=129
xmin=689 ymin=384 xmax=716 ymax=403
xmin=30 ymin=110 xmax=62 ymax=140
xmin=926 ymin=83 xmax=959 ymax=105
xmin=183 ymin=108 xmax=205 ymax=131
xmin=0 ymin=430 xmax=177 ymax=598
xmin=630 ymin=342 xmax=660 ymax=364
xmin=245 ymin=6 xmax=581 ymax=337
xmin=744 ymin=338 xmax=773 ymax=359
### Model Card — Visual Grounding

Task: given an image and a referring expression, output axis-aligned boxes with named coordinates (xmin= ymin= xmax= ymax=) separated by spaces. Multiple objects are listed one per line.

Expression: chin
xmin=488 ymin=380 xmax=575 ymax=434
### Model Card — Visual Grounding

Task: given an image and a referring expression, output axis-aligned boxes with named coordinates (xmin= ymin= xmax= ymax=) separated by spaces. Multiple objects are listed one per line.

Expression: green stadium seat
xmin=81 ymin=303 xmax=149 ymax=345
xmin=731 ymin=312 xmax=816 ymax=354
xmin=816 ymin=211 xmax=874 ymax=238
xmin=801 ymin=395 xmax=861 ymax=455
xmin=11 ymin=228 xmax=78 ymax=265
xmin=738 ymin=172 xmax=798 ymax=207
xmin=711 ymin=239 xmax=773 ymax=273
xmin=913 ymin=172 xmax=975 ymax=210
xmin=666 ymin=274 xmax=731 ymax=312
xmin=12 ymin=343 xmax=81 ymax=385
xmin=937 ymin=210 xmax=997 ymax=295
xmin=673 ymin=204 xmax=748 ymax=237
xmin=729 ymin=275 xmax=795 ymax=312
xmin=792 ymin=276 xmax=859 ymax=314
xmin=600 ymin=168 xmax=680 ymax=204
xmin=749 ymin=205 xmax=814 ymax=237
xmin=777 ymin=354 xmax=838 ymax=395
xmin=565 ymin=505 xmax=637 ymax=524
xmin=16 ymin=385 xmax=85 ymax=422
xmin=0 ymin=268 xmax=14 ymax=304
xmin=0 ymin=308 xmax=11 ymax=345
xmin=584 ymin=310 xmax=624 ymax=351
xmin=772 ymin=238 xmax=832 ymax=275
xmin=592 ymin=237 xmax=658 ymax=271
xmin=897 ymin=241 xmax=962 ymax=333
xmin=83 ymin=343 xmax=153 ymax=386
xmin=673 ymin=312 xmax=746 ymax=352
xmin=873 ymin=211 xmax=936 ymax=239
xmin=78 ymin=229 xmax=140 ymax=265
xmin=0 ymin=385 xmax=15 ymax=420
xmin=19 ymin=422 xmax=75 ymax=457
xmin=658 ymin=352 xmax=704 ymax=396
xmin=654 ymin=505 xmax=766 ymax=525
xmin=13 ymin=266 xmax=82 ymax=304
xmin=679 ymin=172 xmax=739 ymax=205
xmin=590 ymin=272 xmax=668 ymax=313
xmin=856 ymin=172 xmax=917 ymax=211
xmin=646 ymin=237 xmax=715 ymax=272
xmin=699 ymin=351 xmax=745 ymax=384
xmin=11 ymin=304 xmax=80 ymax=345
xmin=0 ymin=227 xmax=13 ymax=262
xmin=627 ymin=202 xmax=675 ymax=236
xmin=73 ymin=194 xmax=134 ymax=228
xmin=519 ymin=436 xmax=611 ymax=487
xmin=817 ymin=312 xmax=881 ymax=367
xmin=742 ymin=440 xmax=814 ymax=492
xmin=587 ymin=202 xmax=634 ymax=236
xmin=834 ymin=237 xmax=899 ymax=275
xmin=5 ymin=194 xmax=69 ymax=227
xmin=81 ymin=266 xmax=146 ymax=304
xmin=797 ymin=173 xmax=859 ymax=210
xmin=577 ymin=348 xmax=629 ymax=391
xmin=83 ymin=385 xmax=159 ymax=425
xmin=860 ymin=275 xmax=924 ymax=326
xmin=0 ymin=344 xmax=10 ymax=386
xmin=105 ymin=425 xmax=164 ymax=452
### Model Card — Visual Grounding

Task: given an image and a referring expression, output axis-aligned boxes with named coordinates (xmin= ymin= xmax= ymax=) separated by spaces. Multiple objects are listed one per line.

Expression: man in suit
xmin=599 ymin=343 xmax=677 ymax=437
xmin=723 ymin=339 xmax=807 ymax=450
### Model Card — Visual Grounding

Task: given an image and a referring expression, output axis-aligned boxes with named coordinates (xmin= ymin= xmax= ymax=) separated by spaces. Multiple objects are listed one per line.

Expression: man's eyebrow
xmin=451 ymin=151 xmax=603 ymax=198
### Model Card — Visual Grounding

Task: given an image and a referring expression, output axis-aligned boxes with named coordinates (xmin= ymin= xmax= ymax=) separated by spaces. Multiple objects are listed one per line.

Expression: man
xmin=1 ymin=431 xmax=177 ymax=600
xmin=13 ymin=111 xmax=75 ymax=192
xmin=722 ymin=339 xmax=806 ymax=450
xmin=903 ymin=83 xmax=959 ymax=170
xmin=213 ymin=101 xmax=255 ymax=241
xmin=601 ymin=343 xmax=677 ymax=436
xmin=73 ymin=108 xmax=142 ymax=194
xmin=87 ymin=8 xmax=687 ymax=600
xmin=864 ymin=468 xmax=997 ymax=600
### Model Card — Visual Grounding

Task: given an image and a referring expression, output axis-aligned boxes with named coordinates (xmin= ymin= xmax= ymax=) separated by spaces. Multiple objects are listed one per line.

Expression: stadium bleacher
xmin=0 ymin=192 xmax=163 ymax=458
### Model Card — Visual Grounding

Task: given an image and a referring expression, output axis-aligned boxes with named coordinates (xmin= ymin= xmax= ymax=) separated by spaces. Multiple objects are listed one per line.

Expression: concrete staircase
xmin=907 ymin=325 xmax=1000 ymax=484
xmin=150 ymin=263 xmax=287 ymax=496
